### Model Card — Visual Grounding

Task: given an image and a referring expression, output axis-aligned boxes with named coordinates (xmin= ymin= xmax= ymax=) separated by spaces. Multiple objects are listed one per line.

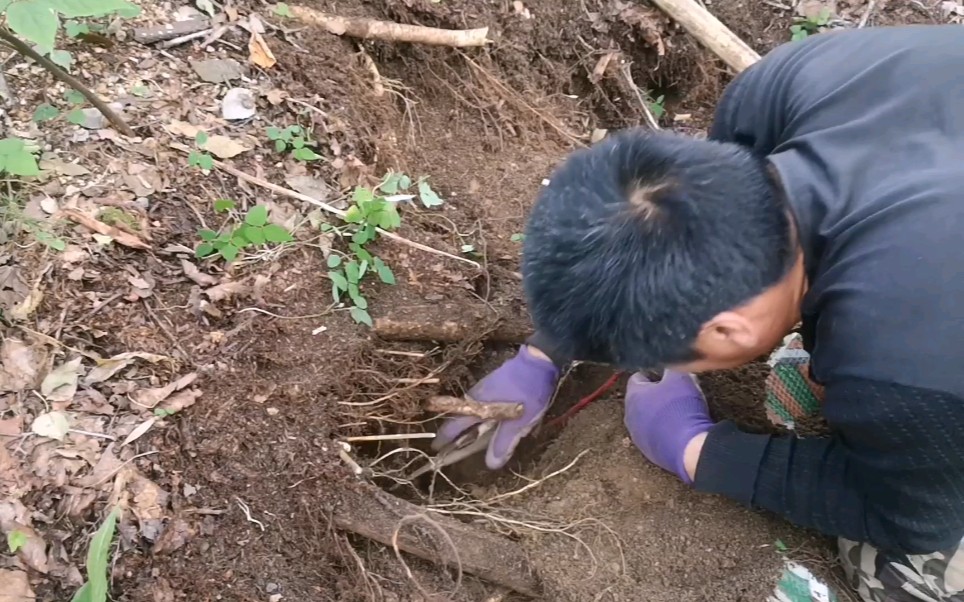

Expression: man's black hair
xmin=521 ymin=128 xmax=795 ymax=369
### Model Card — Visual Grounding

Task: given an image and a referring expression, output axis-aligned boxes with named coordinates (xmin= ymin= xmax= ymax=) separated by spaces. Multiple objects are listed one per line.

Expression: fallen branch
xmin=62 ymin=210 xmax=150 ymax=250
xmin=291 ymin=6 xmax=489 ymax=47
xmin=134 ymin=18 xmax=212 ymax=44
xmin=373 ymin=305 xmax=532 ymax=344
xmin=0 ymin=28 xmax=134 ymax=137
xmin=427 ymin=395 xmax=523 ymax=421
xmin=648 ymin=0 xmax=760 ymax=73
xmin=170 ymin=144 xmax=480 ymax=269
xmin=334 ymin=485 xmax=542 ymax=597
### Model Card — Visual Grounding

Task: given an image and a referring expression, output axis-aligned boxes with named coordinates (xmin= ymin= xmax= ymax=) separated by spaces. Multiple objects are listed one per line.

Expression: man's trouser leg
xmin=766 ymin=334 xmax=964 ymax=602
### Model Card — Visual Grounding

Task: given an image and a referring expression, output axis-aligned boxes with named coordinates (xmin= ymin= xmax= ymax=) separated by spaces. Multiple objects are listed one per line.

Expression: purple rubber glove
xmin=624 ymin=369 xmax=714 ymax=484
xmin=432 ymin=346 xmax=560 ymax=469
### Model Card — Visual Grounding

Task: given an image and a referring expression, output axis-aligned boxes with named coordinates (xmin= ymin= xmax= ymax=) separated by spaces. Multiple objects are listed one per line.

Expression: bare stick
xmin=0 ymin=28 xmax=134 ymax=136
xmin=134 ymin=19 xmax=212 ymax=44
xmin=619 ymin=64 xmax=660 ymax=130
xmin=858 ymin=0 xmax=878 ymax=27
xmin=333 ymin=486 xmax=542 ymax=597
xmin=427 ymin=396 xmax=523 ymax=421
xmin=648 ymin=0 xmax=760 ymax=73
xmin=291 ymin=6 xmax=489 ymax=47
xmin=157 ymin=28 xmax=214 ymax=49
xmin=373 ymin=306 xmax=532 ymax=344
xmin=171 ymin=146 xmax=480 ymax=269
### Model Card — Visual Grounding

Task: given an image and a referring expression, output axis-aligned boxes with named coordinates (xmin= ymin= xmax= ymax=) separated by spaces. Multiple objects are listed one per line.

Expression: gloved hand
xmin=624 ymin=369 xmax=714 ymax=484
xmin=432 ymin=346 xmax=560 ymax=469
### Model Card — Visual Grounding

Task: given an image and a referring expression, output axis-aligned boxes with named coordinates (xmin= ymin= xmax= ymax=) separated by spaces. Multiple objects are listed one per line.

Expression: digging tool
xmin=407 ymin=419 xmax=497 ymax=479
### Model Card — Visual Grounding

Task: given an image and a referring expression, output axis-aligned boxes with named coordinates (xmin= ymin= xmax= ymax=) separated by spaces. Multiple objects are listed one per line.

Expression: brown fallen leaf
xmin=152 ymin=518 xmax=196 ymax=555
xmin=84 ymin=351 xmax=169 ymax=385
xmin=248 ymin=28 xmax=276 ymax=69
xmin=63 ymin=209 xmax=150 ymax=250
xmin=181 ymin=259 xmax=218 ymax=287
xmin=3 ymin=524 xmax=48 ymax=573
xmin=130 ymin=372 xmax=198 ymax=410
xmin=75 ymin=443 xmax=124 ymax=488
xmin=156 ymin=388 xmax=202 ymax=414
xmin=0 ymin=338 xmax=42 ymax=393
xmin=121 ymin=417 xmax=156 ymax=446
xmin=129 ymin=473 xmax=167 ymax=541
xmin=201 ymin=135 xmax=250 ymax=159
xmin=204 ymin=280 xmax=250 ymax=302
xmin=619 ymin=5 xmax=666 ymax=56
xmin=0 ymin=569 xmax=34 ymax=601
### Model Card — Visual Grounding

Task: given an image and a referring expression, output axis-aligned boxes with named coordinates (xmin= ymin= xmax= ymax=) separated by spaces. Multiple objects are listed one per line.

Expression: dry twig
xmin=427 ymin=395 xmax=523 ymax=421
xmin=291 ymin=6 xmax=489 ymax=47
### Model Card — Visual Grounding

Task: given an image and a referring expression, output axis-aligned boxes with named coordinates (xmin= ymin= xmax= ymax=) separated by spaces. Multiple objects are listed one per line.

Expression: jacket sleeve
xmin=693 ymin=378 xmax=964 ymax=555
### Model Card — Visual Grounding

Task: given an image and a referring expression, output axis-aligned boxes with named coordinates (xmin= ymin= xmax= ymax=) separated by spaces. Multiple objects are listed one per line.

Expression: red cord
xmin=546 ymin=371 xmax=623 ymax=429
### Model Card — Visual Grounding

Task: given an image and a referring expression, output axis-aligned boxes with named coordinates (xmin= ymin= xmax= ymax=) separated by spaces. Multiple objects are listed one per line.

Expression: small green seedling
xmin=510 ymin=233 xmax=525 ymax=242
xmin=648 ymin=94 xmax=666 ymax=120
xmin=790 ymin=8 xmax=831 ymax=41
xmin=32 ymin=103 xmax=59 ymax=123
xmin=188 ymin=132 xmax=215 ymax=171
xmin=266 ymin=125 xmax=323 ymax=162
xmin=1 ymin=194 xmax=66 ymax=250
xmin=70 ymin=506 xmax=120 ymax=602
xmin=195 ymin=200 xmax=294 ymax=263
xmin=7 ymin=529 xmax=27 ymax=553
xmin=323 ymin=171 xmax=445 ymax=326
xmin=274 ymin=2 xmax=292 ymax=17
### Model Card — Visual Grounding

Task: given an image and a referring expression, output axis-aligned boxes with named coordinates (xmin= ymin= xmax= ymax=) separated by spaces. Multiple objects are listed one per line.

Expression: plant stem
xmin=0 ymin=28 xmax=135 ymax=137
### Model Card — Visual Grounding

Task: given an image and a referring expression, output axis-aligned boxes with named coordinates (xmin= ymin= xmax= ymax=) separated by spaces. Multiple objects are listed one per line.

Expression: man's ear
xmin=698 ymin=311 xmax=759 ymax=351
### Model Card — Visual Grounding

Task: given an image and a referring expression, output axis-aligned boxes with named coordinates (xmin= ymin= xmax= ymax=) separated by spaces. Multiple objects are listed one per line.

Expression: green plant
xmin=7 ymin=529 xmax=26 ymax=553
xmin=790 ymin=8 xmax=831 ymax=41
xmin=322 ymin=171 xmax=445 ymax=326
xmin=0 ymin=194 xmax=66 ymax=250
xmin=196 ymin=200 xmax=294 ymax=263
xmin=2 ymin=0 xmax=140 ymax=70
xmin=274 ymin=2 xmax=292 ymax=17
xmin=648 ymin=94 xmax=666 ymax=120
xmin=266 ymin=125 xmax=322 ymax=162
xmin=70 ymin=506 xmax=120 ymax=602
xmin=510 ymin=233 xmax=525 ymax=242
xmin=0 ymin=137 xmax=39 ymax=176
xmin=188 ymin=132 xmax=215 ymax=171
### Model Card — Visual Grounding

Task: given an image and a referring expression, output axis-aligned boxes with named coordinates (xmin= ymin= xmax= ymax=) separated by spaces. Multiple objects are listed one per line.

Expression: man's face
xmin=669 ymin=251 xmax=807 ymax=374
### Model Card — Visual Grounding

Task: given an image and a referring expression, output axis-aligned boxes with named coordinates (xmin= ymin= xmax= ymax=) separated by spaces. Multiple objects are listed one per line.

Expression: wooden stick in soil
xmin=290 ymin=6 xmax=489 ymax=47
xmin=133 ymin=18 xmax=212 ymax=44
xmin=0 ymin=29 xmax=134 ymax=137
xmin=334 ymin=485 xmax=542 ymax=597
xmin=648 ymin=0 xmax=760 ymax=73
xmin=427 ymin=395 xmax=523 ymax=421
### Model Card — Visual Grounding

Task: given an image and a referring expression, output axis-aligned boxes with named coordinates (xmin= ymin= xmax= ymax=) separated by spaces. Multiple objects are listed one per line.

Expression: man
xmin=432 ymin=24 xmax=964 ymax=602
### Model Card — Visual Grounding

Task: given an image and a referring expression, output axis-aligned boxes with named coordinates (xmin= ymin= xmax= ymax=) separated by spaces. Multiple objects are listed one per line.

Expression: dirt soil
xmin=0 ymin=0 xmax=946 ymax=601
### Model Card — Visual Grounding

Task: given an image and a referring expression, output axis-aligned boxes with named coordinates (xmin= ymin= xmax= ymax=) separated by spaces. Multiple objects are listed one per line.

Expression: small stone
xmin=265 ymin=583 xmax=278 ymax=593
xmin=222 ymin=88 xmax=257 ymax=120
xmin=266 ymin=407 xmax=279 ymax=416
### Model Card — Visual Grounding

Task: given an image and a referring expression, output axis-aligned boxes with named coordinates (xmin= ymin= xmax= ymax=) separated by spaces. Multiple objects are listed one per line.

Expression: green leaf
xmin=352 ymin=227 xmax=372 ymax=245
xmin=510 ymin=233 xmax=525 ymax=242
xmin=274 ymin=2 xmax=292 ymax=17
xmin=187 ymin=151 xmax=201 ymax=167
xmin=198 ymin=154 xmax=214 ymax=170
xmin=292 ymin=147 xmax=322 ymax=162
xmin=285 ymin=125 xmax=302 ymax=137
xmin=376 ymin=206 xmax=401 ymax=230
xmin=327 ymin=254 xmax=342 ymax=268
xmin=34 ymin=230 xmax=65 ymax=251
xmin=331 ymin=282 xmax=342 ymax=303
xmin=65 ymin=21 xmax=90 ymax=37
xmin=345 ymin=260 xmax=360 ymax=284
xmin=343 ymin=205 xmax=363 ymax=224
xmin=32 ymin=103 xmax=58 ymax=122
xmin=417 ymin=179 xmax=443 ymax=207
xmin=291 ymin=136 xmax=306 ymax=149
xmin=398 ymin=174 xmax=412 ymax=190
xmin=219 ymin=243 xmax=240 ymax=263
xmin=245 ymin=205 xmax=268 ymax=227
xmin=774 ymin=539 xmax=788 ymax=553
xmin=5 ymin=150 xmax=39 ymax=176
xmin=83 ymin=506 xmax=120 ymax=602
xmin=274 ymin=139 xmax=287 ymax=153
xmin=213 ymin=198 xmax=235 ymax=213
xmin=50 ymin=49 xmax=72 ymax=71
xmin=350 ymin=244 xmax=373 ymax=263
xmin=7 ymin=529 xmax=27 ymax=553
xmin=350 ymin=306 xmax=373 ymax=326
xmin=66 ymin=90 xmax=85 ymax=105
xmin=0 ymin=138 xmax=25 ymax=155
xmin=7 ymin=1 xmax=58 ymax=51
xmin=56 ymin=0 xmax=140 ymax=18
xmin=241 ymin=225 xmax=265 ymax=245
xmin=380 ymin=171 xmax=405 ymax=194
xmin=198 ymin=229 xmax=218 ymax=241
xmin=263 ymin=224 xmax=293 ymax=243
xmin=349 ymin=289 xmax=368 ymax=310
xmin=130 ymin=85 xmax=149 ymax=98
xmin=195 ymin=131 xmax=209 ymax=146
xmin=266 ymin=126 xmax=281 ymax=140
xmin=358 ymin=259 xmax=369 ymax=280
xmin=67 ymin=108 xmax=87 ymax=125
xmin=352 ymin=186 xmax=374 ymax=205
xmin=195 ymin=242 xmax=215 ymax=258
xmin=374 ymin=258 xmax=395 ymax=285
xmin=329 ymin=270 xmax=348 ymax=291
xmin=70 ymin=581 xmax=90 ymax=602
